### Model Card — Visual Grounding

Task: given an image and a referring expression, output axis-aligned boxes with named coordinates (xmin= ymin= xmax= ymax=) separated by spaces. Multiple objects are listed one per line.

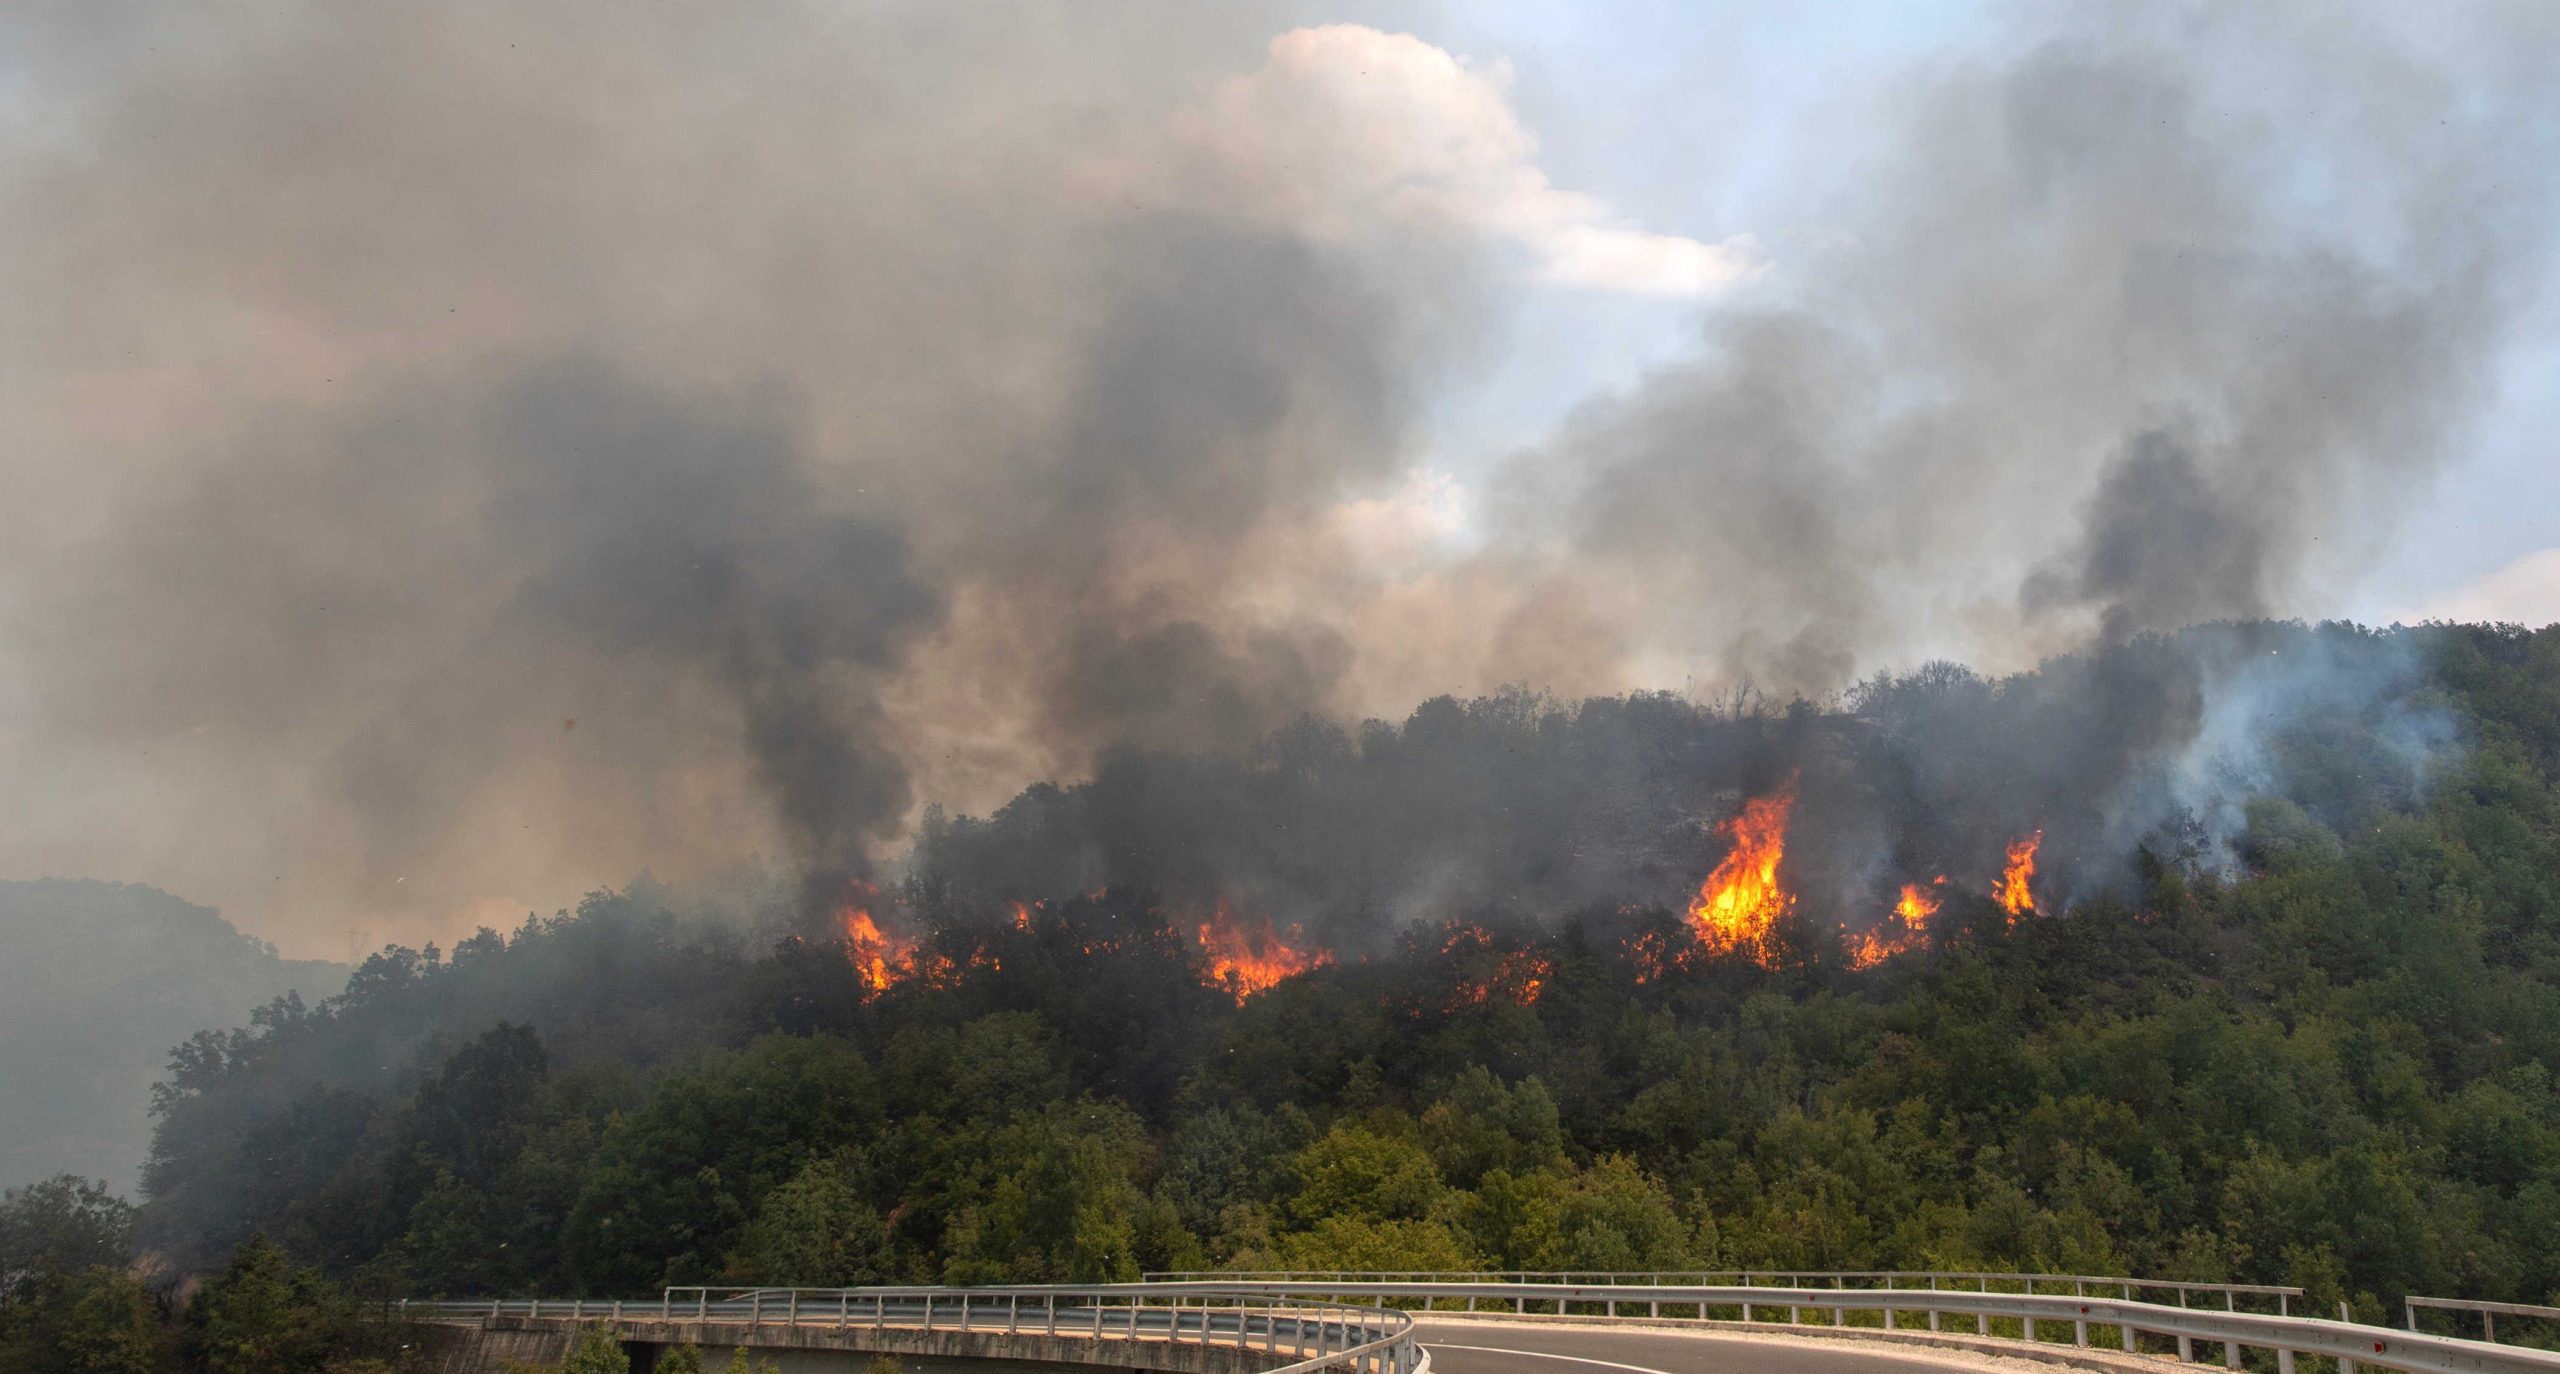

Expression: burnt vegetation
xmin=31 ymin=619 xmax=2540 ymax=1325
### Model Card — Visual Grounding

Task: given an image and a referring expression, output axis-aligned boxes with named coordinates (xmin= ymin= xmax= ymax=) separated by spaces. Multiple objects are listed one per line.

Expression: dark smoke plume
xmin=0 ymin=2 xmax=2551 ymax=949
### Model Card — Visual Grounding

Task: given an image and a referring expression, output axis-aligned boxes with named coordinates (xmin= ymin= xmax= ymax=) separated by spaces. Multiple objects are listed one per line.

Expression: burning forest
xmin=8 ymin=2 xmax=2560 ymax=1361
xmin=801 ymin=622 xmax=2427 ymax=1007
xmin=94 ymin=618 xmax=2560 ymax=1323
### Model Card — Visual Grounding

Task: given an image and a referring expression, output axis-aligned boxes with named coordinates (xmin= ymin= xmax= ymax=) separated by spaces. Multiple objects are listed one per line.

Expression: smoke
xmin=0 ymin=2 xmax=2552 ymax=949
xmin=485 ymin=362 xmax=940 ymax=877
xmin=1472 ymin=8 xmax=2556 ymax=700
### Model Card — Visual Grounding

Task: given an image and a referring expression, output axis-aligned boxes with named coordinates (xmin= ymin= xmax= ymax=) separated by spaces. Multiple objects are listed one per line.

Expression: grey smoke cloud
xmin=0 ymin=2 xmax=2551 ymax=950
xmin=1478 ymin=10 xmax=2556 ymax=696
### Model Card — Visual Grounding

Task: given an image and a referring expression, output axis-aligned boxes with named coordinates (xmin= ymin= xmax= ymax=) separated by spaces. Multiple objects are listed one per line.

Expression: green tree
xmin=942 ymin=1101 xmax=1148 ymax=1283
xmin=1421 ymin=1070 xmax=1565 ymax=1188
xmin=181 ymin=1235 xmax=356 ymax=1374
xmin=559 ymin=1322 xmax=629 ymax=1374
xmin=565 ymin=1035 xmax=882 ymax=1291
xmin=726 ymin=1157 xmax=884 ymax=1286
xmin=1261 ymin=1215 xmax=1478 ymax=1272
xmin=0 ymin=1177 xmax=134 ymax=1287
xmin=1286 ymin=1124 xmax=1447 ymax=1226
xmin=0 ymin=1265 xmax=161 ymax=1374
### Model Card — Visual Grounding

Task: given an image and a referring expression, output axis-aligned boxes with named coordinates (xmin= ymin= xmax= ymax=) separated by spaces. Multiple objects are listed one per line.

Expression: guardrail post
xmin=924 ymin=1292 xmax=935 ymax=1332
xmin=841 ymin=1292 xmax=849 ymax=1329
xmin=2342 ymin=1303 xmax=2359 ymax=1374
xmin=2223 ymin=1291 xmax=2239 ymax=1369
xmin=2120 ymin=1284 xmax=2135 ymax=1351
xmin=1978 ymin=1277 xmax=1990 ymax=1336
xmin=1929 ymin=1276 xmax=1940 ymax=1332
xmin=1009 ymin=1294 xmax=1020 ymax=1335
xmin=2075 ymin=1281 xmax=2088 ymax=1347
xmin=789 ymin=1290 xmax=799 ymax=1326
xmin=2178 ymin=1290 xmax=2193 ymax=1362
xmin=700 ymin=1289 xmax=709 ymax=1321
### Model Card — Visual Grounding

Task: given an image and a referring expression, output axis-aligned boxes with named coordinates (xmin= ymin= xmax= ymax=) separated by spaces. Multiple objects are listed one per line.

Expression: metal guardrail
xmin=396 ymin=1284 xmax=1426 ymax=1374
xmin=1173 ymin=1279 xmax=2560 ymax=1374
xmin=2408 ymin=1297 xmax=2560 ymax=1347
xmin=1149 ymin=1271 xmax=2304 ymax=1309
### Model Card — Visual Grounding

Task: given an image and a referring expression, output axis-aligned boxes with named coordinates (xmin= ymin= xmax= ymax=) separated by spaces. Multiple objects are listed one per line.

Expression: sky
xmin=0 ymin=0 xmax=2553 ymax=957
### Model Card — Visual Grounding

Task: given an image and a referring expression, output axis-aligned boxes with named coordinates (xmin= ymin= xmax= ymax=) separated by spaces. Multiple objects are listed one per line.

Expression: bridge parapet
xmin=1168 ymin=1279 xmax=2560 ymax=1374
xmin=400 ymin=1286 xmax=1424 ymax=1374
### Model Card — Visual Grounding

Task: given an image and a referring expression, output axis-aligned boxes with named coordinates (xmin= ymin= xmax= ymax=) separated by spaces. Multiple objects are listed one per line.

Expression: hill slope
xmin=0 ymin=879 xmax=346 ymax=1191
xmin=126 ymin=623 xmax=2560 ymax=1314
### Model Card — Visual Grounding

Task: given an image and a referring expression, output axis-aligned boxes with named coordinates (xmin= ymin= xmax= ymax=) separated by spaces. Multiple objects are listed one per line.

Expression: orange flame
xmin=842 ymin=909 xmax=920 ymax=999
xmin=1194 ymin=907 xmax=1330 ymax=1003
xmin=1996 ymin=831 xmax=2041 ymax=921
xmin=1440 ymin=924 xmax=1553 ymax=1007
xmin=1847 ymin=877 xmax=1945 ymax=969
xmin=1686 ymin=781 xmax=1797 ymax=967
xmin=1624 ymin=927 xmax=1685 ymax=983
xmin=1845 ymin=928 xmax=1896 ymax=970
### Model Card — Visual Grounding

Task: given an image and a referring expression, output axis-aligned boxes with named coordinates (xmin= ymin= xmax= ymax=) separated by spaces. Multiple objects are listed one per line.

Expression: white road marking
xmin=1423 ymin=1341 xmax=1686 ymax=1374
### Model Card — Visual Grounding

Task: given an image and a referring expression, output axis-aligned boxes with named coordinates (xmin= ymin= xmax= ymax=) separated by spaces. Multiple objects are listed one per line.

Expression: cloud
xmin=1174 ymin=25 xmax=1762 ymax=298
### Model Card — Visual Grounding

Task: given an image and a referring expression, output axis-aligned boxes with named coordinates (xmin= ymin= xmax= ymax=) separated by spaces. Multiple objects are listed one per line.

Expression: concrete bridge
xmin=404 ymin=1274 xmax=2560 ymax=1374
xmin=406 ymin=1286 xmax=1415 ymax=1374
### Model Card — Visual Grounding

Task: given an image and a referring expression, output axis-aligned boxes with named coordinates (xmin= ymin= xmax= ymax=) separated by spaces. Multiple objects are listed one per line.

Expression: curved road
xmin=1415 ymin=1317 xmax=2025 ymax=1374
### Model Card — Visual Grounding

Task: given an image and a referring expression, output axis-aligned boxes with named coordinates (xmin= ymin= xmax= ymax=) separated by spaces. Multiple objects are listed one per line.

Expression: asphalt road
xmin=1415 ymin=1317 xmax=2001 ymax=1374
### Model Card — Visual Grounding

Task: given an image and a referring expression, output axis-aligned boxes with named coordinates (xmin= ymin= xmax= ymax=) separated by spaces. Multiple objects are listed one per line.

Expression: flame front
xmin=1686 ymin=781 xmax=1797 ymax=967
xmin=1439 ymin=923 xmax=1551 ymax=1007
xmin=1848 ymin=877 xmax=1945 ymax=969
xmin=1996 ymin=831 xmax=2041 ymax=920
xmin=842 ymin=908 xmax=920 ymax=999
xmin=1194 ymin=907 xmax=1330 ymax=1003
xmin=1625 ymin=927 xmax=1683 ymax=983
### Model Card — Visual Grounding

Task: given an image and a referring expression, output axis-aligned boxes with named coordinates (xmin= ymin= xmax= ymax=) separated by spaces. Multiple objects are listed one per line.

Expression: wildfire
xmin=1625 ymin=927 xmax=1686 ymax=983
xmin=1996 ymin=831 xmax=2041 ymax=921
xmin=1446 ymin=963 xmax=1550 ymax=1007
xmin=1846 ymin=877 xmax=1945 ymax=969
xmin=1194 ymin=907 xmax=1331 ymax=1003
xmin=842 ymin=909 xmax=921 ymax=1000
xmin=1687 ymin=780 xmax=1798 ymax=967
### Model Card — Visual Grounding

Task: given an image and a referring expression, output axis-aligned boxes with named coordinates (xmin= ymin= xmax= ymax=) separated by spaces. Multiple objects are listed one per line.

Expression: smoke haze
xmin=1 ymin=2 xmax=2553 ymax=951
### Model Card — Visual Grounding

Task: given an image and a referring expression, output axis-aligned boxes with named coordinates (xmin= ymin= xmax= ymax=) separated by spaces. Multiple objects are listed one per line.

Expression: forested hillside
xmin=116 ymin=622 xmax=2560 ymax=1319
xmin=0 ymin=881 xmax=345 ymax=1191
